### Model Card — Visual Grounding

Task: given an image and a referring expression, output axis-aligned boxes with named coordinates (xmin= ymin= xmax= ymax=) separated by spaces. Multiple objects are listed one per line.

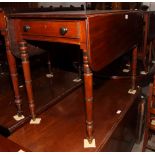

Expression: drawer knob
xmin=23 ymin=25 xmax=31 ymax=32
xmin=60 ymin=27 xmax=68 ymax=35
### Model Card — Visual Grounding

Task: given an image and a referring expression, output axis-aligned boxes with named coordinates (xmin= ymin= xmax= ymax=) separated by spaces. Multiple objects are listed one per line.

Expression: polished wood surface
xmin=0 ymin=7 xmax=152 ymax=151
xmin=21 ymin=20 xmax=81 ymax=39
xmin=0 ymin=67 xmax=81 ymax=133
xmin=0 ymin=49 xmax=148 ymax=135
xmin=0 ymin=135 xmax=29 ymax=152
xmin=8 ymin=10 xmax=142 ymax=142
xmin=88 ymin=11 xmax=141 ymax=71
xmin=9 ymin=78 xmax=140 ymax=151
xmin=9 ymin=10 xmax=142 ymax=71
xmin=9 ymin=10 xmax=140 ymax=19
xmin=0 ymin=10 xmax=23 ymax=118
xmin=102 ymin=96 xmax=140 ymax=151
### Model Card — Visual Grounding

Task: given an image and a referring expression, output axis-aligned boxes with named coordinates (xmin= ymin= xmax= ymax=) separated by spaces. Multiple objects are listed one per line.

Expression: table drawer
xmin=21 ymin=20 xmax=80 ymax=39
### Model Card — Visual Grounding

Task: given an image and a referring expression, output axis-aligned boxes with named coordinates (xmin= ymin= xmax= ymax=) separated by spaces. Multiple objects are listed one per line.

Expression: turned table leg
xmin=153 ymin=75 xmax=155 ymax=104
xmin=148 ymin=41 xmax=152 ymax=71
xmin=132 ymin=47 xmax=137 ymax=90
xmin=141 ymin=13 xmax=149 ymax=74
xmin=19 ymin=41 xmax=41 ymax=124
xmin=142 ymin=57 xmax=147 ymax=74
xmin=46 ymin=51 xmax=53 ymax=78
xmin=128 ymin=47 xmax=137 ymax=94
xmin=142 ymin=44 xmax=148 ymax=74
xmin=3 ymin=30 xmax=24 ymax=120
xmin=83 ymin=51 xmax=95 ymax=148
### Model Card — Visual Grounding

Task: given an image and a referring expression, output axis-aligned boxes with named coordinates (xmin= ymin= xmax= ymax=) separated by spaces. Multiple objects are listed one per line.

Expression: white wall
xmin=143 ymin=2 xmax=155 ymax=11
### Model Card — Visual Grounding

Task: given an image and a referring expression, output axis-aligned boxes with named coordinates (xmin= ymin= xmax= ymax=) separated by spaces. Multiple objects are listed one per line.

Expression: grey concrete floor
xmin=132 ymin=63 xmax=155 ymax=152
xmin=132 ymin=65 xmax=155 ymax=152
xmin=132 ymin=135 xmax=155 ymax=152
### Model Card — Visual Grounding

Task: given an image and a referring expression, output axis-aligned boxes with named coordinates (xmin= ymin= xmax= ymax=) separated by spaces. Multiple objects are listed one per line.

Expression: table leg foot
xmin=140 ymin=71 xmax=148 ymax=75
xmin=128 ymin=89 xmax=136 ymax=94
xmin=13 ymin=114 xmax=25 ymax=121
xmin=122 ymin=68 xmax=130 ymax=73
xmin=84 ymin=138 xmax=96 ymax=148
xmin=46 ymin=73 xmax=54 ymax=78
xmin=126 ymin=63 xmax=130 ymax=67
xmin=73 ymin=78 xmax=82 ymax=82
xmin=30 ymin=118 xmax=41 ymax=124
xmin=152 ymin=60 xmax=155 ymax=64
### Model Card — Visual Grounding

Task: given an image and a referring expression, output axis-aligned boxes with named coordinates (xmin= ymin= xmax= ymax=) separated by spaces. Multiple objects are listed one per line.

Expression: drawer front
xmin=21 ymin=20 xmax=80 ymax=39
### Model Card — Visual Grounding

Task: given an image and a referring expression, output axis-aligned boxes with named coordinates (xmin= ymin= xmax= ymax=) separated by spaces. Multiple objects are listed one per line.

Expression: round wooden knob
xmin=60 ymin=27 xmax=68 ymax=35
xmin=23 ymin=25 xmax=31 ymax=32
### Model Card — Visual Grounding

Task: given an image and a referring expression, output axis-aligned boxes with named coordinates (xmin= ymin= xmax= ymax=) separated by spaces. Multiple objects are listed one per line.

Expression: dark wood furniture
xmin=9 ymin=78 xmax=141 ymax=151
xmin=0 ymin=135 xmax=29 ymax=152
xmin=1 ymin=9 xmax=78 ymax=127
xmin=0 ymin=66 xmax=82 ymax=135
xmin=8 ymin=10 xmax=142 ymax=146
xmin=0 ymin=3 xmax=38 ymax=13
xmin=91 ymin=2 xmax=142 ymax=10
xmin=142 ymin=75 xmax=155 ymax=151
xmin=0 ymin=10 xmax=25 ymax=119
xmin=139 ymin=11 xmax=155 ymax=74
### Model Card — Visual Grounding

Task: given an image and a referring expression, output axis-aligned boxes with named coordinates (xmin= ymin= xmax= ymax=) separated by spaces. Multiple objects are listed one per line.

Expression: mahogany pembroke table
xmin=3 ymin=10 xmax=142 ymax=147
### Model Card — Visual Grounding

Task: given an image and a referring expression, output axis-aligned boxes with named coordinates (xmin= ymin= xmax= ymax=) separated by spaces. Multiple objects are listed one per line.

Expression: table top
xmin=8 ymin=9 xmax=141 ymax=71
xmin=9 ymin=10 xmax=139 ymax=19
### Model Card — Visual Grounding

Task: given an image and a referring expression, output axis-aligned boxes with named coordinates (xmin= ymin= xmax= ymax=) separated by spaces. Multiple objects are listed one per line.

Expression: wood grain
xmin=0 ymin=135 xmax=29 ymax=152
xmin=88 ymin=12 xmax=142 ymax=71
xmin=9 ymin=78 xmax=140 ymax=152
